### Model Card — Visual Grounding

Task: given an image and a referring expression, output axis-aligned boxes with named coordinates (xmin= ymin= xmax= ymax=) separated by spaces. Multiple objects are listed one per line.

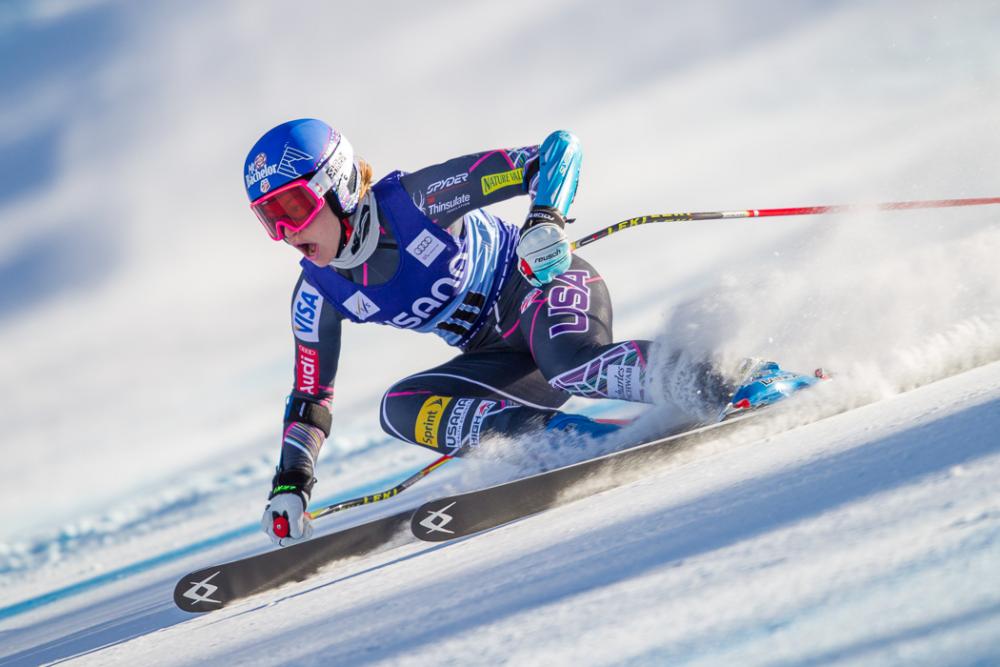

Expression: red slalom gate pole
xmin=570 ymin=196 xmax=1000 ymax=251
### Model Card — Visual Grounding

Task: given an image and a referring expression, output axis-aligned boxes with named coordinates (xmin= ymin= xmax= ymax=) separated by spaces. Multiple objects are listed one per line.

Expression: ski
xmin=411 ymin=412 xmax=765 ymax=541
xmin=173 ymin=509 xmax=411 ymax=612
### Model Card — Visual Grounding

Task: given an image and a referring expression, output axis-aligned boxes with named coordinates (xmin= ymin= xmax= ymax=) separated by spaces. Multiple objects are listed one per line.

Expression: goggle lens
xmin=250 ymin=181 xmax=324 ymax=241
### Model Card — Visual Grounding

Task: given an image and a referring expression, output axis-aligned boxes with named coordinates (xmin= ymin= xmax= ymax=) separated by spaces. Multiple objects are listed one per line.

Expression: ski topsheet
xmin=173 ymin=510 xmax=411 ymax=612
xmin=410 ymin=412 xmax=761 ymax=541
xmin=174 ymin=411 xmax=766 ymax=612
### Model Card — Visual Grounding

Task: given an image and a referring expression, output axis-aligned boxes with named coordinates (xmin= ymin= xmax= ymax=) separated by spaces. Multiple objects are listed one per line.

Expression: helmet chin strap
xmin=329 ymin=191 xmax=379 ymax=270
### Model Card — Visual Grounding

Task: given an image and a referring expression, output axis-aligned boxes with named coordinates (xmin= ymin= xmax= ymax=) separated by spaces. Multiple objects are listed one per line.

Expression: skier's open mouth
xmin=296 ymin=242 xmax=316 ymax=259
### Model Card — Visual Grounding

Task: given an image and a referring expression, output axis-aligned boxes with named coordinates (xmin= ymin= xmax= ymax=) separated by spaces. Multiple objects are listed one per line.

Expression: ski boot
xmin=546 ymin=413 xmax=623 ymax=438
xmin=720 ymin=358 xmax=829 ymax=420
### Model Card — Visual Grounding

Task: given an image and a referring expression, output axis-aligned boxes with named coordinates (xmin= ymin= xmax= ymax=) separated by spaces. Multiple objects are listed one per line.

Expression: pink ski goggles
xmin=250 ymin=179 xmax=326 ymax=241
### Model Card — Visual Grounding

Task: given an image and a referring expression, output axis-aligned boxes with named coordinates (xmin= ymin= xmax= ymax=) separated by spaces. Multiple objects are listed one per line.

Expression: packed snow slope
xmin=3 ymin=356 xmax=999 ymax=665
xmin=1 ymin=0 xmax=999 ymax=664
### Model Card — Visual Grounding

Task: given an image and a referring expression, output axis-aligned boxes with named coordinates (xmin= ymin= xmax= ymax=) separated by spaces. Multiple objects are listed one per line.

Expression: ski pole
xmin=308 ymin=452 xmax=455 ymax=521
xmin=570 ymin=196 xmax=1000 ymax=250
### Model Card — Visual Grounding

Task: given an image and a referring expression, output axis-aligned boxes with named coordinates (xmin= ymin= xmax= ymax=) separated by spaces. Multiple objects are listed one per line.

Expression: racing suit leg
xmin=505 ymin=255 xmax=654 ymax=402
xmin=379 ymin=346 xmax=569 ymax=454
xmin=508 ymin=254 xmax=733 ymax=417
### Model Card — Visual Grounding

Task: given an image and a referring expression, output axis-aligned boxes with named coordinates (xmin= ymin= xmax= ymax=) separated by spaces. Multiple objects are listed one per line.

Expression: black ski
xmin=173 ymin=510 xmax=411 ymax=612
xmin=411 ymin=413 xmax=761 ymax=541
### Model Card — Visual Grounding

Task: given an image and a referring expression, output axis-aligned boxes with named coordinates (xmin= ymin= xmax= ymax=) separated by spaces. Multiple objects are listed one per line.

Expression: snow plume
xmin=467 ymin=213 xmax=1000 ymax=483
xmin=646 ymin=213 xmax=1000 ymax=415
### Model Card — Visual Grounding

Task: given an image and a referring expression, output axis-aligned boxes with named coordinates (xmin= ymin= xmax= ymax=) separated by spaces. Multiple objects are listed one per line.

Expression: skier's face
xmin=284 ymin=202 xmax=342 ymax=266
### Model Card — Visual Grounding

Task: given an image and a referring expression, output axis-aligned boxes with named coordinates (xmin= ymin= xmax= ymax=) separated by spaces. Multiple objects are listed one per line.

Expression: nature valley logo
xmin=481 ymin=168 xmax=523 ymax=196
xmin=416 ymin=395 xmax=452 ymax=447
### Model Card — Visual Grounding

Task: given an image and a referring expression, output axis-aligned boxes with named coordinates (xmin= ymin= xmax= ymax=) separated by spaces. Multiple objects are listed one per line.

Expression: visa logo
xmin=292 ymin=283 xmax=324 ymax=342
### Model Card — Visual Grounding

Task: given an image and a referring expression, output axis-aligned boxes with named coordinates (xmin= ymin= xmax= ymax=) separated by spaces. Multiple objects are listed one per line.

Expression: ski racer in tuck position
xmin=245 ymin=119 xmax=817 ymax=545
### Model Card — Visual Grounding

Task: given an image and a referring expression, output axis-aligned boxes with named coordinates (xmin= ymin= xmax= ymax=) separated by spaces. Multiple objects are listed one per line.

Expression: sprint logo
xmin=415 ymin=395 xmax=452 ymax=447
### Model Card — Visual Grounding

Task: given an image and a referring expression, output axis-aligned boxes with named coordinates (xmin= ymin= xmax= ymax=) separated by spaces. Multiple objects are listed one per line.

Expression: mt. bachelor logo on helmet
xmin=245 ymin=160 xmax=278 ymax=188
xmin=245 ymin=145 xmax=316 ymax=190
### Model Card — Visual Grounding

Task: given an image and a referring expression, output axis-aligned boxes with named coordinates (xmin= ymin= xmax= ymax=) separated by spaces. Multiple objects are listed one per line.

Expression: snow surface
xmin=1 ymin=0 xmax=999 ymax=664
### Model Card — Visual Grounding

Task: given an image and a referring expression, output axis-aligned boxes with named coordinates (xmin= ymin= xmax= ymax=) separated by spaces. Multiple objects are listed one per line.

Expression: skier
xmin=245 ymin=119 xmax=816 ymax=545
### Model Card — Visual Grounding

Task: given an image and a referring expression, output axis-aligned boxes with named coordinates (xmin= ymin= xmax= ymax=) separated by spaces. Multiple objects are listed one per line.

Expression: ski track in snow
xmin=2 ymin=0 xmax=1000 ymax=664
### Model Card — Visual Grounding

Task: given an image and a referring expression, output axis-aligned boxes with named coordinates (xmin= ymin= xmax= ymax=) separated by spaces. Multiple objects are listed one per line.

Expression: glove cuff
xmin=524 ymin=205 xmax=566 ymax=229
xmin=269 ymin=469 xmax=316 ymax=503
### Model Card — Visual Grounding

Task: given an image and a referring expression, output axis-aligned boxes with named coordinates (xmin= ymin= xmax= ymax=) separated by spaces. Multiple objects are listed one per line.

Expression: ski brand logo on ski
xmin=182 ymin=571 xmax=223 ymax=606
xmin=418 ymin=501 xmax=458 ymax=535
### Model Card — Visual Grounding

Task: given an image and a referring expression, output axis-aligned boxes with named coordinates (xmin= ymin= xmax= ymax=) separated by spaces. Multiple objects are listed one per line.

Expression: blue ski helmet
xmin=243 ymin=118 xmax=360 ymax=217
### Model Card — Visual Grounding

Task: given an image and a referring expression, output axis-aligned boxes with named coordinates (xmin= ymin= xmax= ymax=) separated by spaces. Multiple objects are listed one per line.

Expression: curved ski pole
xmin=570 ymin=196 xmax=1000 ymax=250
xmin=308 ymin=453 xmax=456 ymax=521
